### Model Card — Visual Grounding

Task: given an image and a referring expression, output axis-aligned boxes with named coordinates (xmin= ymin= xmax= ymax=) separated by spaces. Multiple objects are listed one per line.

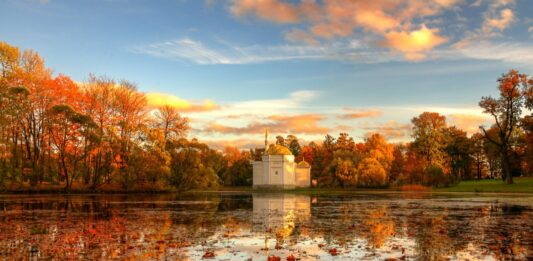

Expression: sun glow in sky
xmin=1 ymin=0 xmax=532 ymax=148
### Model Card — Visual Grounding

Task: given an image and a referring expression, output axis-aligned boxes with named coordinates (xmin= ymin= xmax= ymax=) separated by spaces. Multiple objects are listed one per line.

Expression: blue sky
xmin=1 ymin=0 xmax=532 ymax=148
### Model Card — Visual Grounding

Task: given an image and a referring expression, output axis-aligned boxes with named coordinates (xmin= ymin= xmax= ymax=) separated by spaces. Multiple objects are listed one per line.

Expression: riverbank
xmin=206 ymin=177 xmax=533 ymax=194
xmin=435 ymin=177 xmax=533 ymax=193
xmin=1 ymin=177 xmax=532 ymax=194
xmin=0 ymin=182 xmax=176 ymax=194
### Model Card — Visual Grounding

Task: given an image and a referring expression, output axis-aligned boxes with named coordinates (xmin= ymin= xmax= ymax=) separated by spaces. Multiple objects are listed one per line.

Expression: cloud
xmin=130 ymin=39 xmax=236 ymax=65
xmin=471 ymin=0 xmax=483 ymax=7
xmin=383 ymin=25 xmax=448 ymax=61
xmin=361 ymin=120 xmax=412 ymax=140
xmin=230 ymin=0 xmax=300 ymax=23
xmin=145 ymin=92 xmax=219 ymax=112
xmin=225 ymin=90 xmax=318 ymax=113
xmin=456 ymin=0 xmax=515 ymax=47
xmin=483 ymin=8 xmax=514 ymax=32
xmin=338 ymin=108 xmax=383 ymax=119
xmin=228 ymin=0 xmax=461 ymax=60
xmin=456 ymin=41 xmax=533 ymax=67
xmin=447 ymin=113 xmax=492 ymax=135
xmin=334 ymin=124 xmax=354 ymax=133
xmin=130 ymin=38 xmax=394 ymax=65
xmin=202 ymin=114 xmax=330 ymax=135
xmin=285 ymin=29 xmax=319 ymax=45
xmin=201 ymin=138 xmax=264 ymax=150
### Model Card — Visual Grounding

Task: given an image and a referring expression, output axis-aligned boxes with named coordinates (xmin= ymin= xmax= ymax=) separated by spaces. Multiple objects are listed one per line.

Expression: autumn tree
xmin=17 ymin=49 xmax=52 ymax=184
xmin=82 ymin=75 xmax=117 ymax=188
xmin=389 ymin=144 xmax=406 ymax=183
xmin=523 ymin=76 xmax=533 ymax=175
xmin=357 ymin=157 xmax=387 ymax=187
xmin=153 ymin=105 xmax=189 ymax=143
xmin=49 ymin=105 xmax=95 ymax=190
xmin=113 ymin=81 xmax=147 ymax=189
xmin=321 ymin=133 xmax=360 ymax=186
xmin=357 ymin=133 xmax=394 ymax=187
xmin=479 ymin=70 xmax=529 ymax=184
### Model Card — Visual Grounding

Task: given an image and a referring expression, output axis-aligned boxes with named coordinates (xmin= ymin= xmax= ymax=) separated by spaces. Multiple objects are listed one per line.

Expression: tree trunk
xmin=501 ymin=150 xmax=513 ymax=184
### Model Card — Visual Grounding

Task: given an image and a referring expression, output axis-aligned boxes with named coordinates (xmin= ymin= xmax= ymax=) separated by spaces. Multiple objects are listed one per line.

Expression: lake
xmin=0 ymin=193 xmax=531 ymax=260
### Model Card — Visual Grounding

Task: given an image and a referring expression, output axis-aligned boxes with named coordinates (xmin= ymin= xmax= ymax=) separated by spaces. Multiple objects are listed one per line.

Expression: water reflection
xmin=0 ymin=193 xmax=531 ymax=260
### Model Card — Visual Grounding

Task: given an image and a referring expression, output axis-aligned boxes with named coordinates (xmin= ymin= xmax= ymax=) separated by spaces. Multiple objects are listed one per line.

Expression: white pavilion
xmin=252 ymin=129 xmax=311 ymax=189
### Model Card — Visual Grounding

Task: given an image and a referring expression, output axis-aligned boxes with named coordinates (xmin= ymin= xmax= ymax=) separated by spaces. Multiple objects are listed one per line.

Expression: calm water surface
xmin=0 ymin=193 xmax=532 ymax=260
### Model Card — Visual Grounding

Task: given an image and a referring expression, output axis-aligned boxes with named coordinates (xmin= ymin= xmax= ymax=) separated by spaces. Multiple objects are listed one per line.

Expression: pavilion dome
xmin=267 ymin=144 xmax=293 ymax=156
xmin=297 ymin=160 xmax=310 ymax=168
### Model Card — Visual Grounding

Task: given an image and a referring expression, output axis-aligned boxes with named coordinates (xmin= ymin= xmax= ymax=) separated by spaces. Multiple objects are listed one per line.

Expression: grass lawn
xmin=211 ymin=178 xmax=533 ymax=194
xmin=436 ymin=177 xmax=533 ymax=193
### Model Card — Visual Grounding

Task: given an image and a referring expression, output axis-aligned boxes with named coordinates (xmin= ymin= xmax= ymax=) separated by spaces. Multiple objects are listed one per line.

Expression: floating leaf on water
xmin=267 ymin=255 xmax=281 ymax=261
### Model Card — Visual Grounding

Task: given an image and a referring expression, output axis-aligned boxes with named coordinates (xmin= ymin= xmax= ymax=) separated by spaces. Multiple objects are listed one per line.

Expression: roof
xmin=266 ymin=144 xmax=293 ymax=156
xmin=297 ymin=160 xmax=311 ymax=168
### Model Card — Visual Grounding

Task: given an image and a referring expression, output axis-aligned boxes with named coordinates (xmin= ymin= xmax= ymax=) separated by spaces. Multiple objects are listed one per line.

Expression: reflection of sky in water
xmin=0 ymin=193 xmax=531 ymax=260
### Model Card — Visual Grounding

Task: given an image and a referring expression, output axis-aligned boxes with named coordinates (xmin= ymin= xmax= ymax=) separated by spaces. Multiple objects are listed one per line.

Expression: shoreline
xmin=1 ymin=188 xmax=532 ymax=195
xmin=1 ymin=177 xmax=532 ymax=195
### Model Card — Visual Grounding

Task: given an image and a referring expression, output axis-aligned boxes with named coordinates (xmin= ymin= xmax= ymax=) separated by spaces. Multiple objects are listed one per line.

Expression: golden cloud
xmin=229 ymin=0 xmax=458 ymax=60
xmin=201 ymin=138 xmax=264 ymax=150
xmin=383 ymin=25 xmax=448 ymax=61
xmin=145 ymin=92 xmax=219 ymax=112
xmin=362 ymin=120 xmax=412 ymax=140
xmin=484 ymin=8 xmax=514 ymax=32
xmin=338 ymin=108 xmax=383 ymax=119
xmin=448 ymin=113 xmax=492 ymax=135
xmin=230 ymin=0 xmax=300 ymax=23
xmin=203 ymin=114 xmax=330 ymax=135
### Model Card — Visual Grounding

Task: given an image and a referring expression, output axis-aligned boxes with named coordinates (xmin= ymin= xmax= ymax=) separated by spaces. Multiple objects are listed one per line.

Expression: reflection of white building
xmin=253 ymin=129 xmax=311 ymax=189
xmin=252 ymin=193 xmax=311 ymax=234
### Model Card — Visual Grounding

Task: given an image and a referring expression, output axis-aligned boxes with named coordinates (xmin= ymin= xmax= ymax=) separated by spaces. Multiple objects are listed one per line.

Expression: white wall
xmin=295 ymin=167 xmax=310 ymax=187
xmin=253 ymin=161 xmax=263 ymax=186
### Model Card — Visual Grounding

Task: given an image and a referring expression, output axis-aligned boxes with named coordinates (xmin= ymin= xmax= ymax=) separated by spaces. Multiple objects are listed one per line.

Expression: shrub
xmin=399 ymin=184 xmax=430 ymax=191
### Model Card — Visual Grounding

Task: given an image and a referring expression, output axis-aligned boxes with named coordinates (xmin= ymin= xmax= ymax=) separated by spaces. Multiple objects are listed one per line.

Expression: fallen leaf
xmin=202 ymin=251 xmax=215 ymax=259
xmin=267 ymin=256 xmax=281 ymax=261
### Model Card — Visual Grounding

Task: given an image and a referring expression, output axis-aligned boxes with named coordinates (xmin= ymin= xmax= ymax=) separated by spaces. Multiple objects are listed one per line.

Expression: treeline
xmin=290 ymin=70 xmax=533 ymax=187
xmin=0 ymin=41 xmax=251 ymax=191
xmin=0 ymin=41 xmax=532 ymax=191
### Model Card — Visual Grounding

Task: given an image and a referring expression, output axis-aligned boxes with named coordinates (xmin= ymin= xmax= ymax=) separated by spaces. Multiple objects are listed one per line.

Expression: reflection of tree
xmin=482 ymin=204 xmax=531 ymax=260
xmin=360 ymin=207 xmax=394 ymax=248
xmin=171 ymin=193 xmax=221 ymax=241
xmin=1 ymin=195 xmax=532 ymax=260
xmin=412 ymin=214 xmax=454 ymax=260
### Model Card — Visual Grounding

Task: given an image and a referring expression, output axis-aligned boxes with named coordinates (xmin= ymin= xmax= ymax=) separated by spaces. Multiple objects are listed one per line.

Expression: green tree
xmin=285 ymin=134 xmax=301 ymax=156
xmin=470 ymin=133 xmax=486 ymax=180
xmin=169 ymin=138 xmax=219 ymax=192
xmin=224 ymin=157 xmax=252 ymax=186
xmin=443 ymin=127 xmax=472 ymax=182
xmin=411 ymin=112 xmax=447 ymax=168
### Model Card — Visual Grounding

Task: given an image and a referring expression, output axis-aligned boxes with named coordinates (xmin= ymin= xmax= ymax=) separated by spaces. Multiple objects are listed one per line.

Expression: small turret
xmin=264 ymin=128 xmax=269 ymax=152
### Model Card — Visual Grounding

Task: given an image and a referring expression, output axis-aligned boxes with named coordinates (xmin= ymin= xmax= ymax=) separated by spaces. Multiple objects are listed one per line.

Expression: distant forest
xmin=0 ymin=41 xmax=532 ymax=191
